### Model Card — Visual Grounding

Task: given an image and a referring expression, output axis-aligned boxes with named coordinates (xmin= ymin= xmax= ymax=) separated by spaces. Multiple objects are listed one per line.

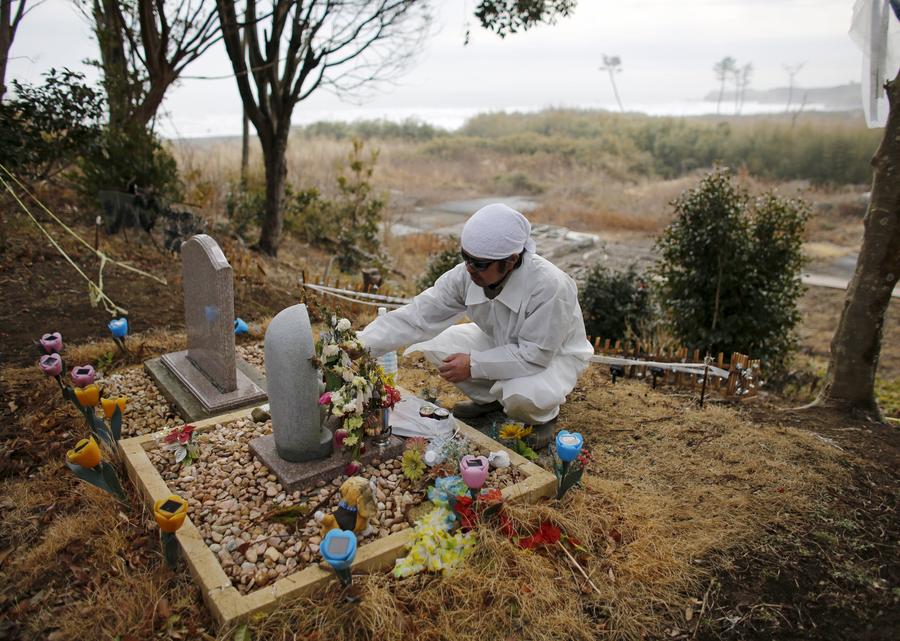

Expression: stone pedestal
xmin=249 ymin=434 xmax=405 ymax=492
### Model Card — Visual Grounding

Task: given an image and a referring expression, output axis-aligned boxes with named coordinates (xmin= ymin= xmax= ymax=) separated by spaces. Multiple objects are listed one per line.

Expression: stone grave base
xmin=146 ymin=353 xmax=267 ymax=422
xmin=118 ymin=398 xmax=557 ymax=630
xmin=249 ymin=433 xmax=405 ymax=492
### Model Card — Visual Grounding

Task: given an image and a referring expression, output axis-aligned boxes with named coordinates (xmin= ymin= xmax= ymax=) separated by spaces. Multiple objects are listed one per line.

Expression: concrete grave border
xmin=118 ymin=399 xmax=557 ymax=629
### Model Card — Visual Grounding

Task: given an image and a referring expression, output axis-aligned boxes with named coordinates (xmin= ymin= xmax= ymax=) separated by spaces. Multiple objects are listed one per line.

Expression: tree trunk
xmin=257 ymin=130 xmax=290 ymax=256
xmin=811 ymin=68 xmax=900 ymax=420
xmin=240 ymin=109 xmax=249 ymax=188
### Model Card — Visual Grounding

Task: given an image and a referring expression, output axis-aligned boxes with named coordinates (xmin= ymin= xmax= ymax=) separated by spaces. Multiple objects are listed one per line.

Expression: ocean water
xmin=162 ymin=100 xmax=834 ymax=140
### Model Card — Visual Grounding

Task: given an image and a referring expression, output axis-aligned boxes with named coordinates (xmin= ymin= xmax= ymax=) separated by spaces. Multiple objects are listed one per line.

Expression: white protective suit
xmin=358 ymin=252 xmax=594 ymax=424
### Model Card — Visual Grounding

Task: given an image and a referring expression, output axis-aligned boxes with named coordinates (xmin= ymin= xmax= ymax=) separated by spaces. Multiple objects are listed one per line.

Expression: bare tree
xmin=599 ymin=54 xmax=623 ymax=113
xmin=0 ymin=0 xmax=34 ymax=101
xmin=712 ymin=56 xmax=736 ymax=115
xmin=216 ymin=0 xmax=432 ymax=256
xmin=80 ymin=0 xmax=221 ymax=130
xmin=808 ymin=68 xmax=900 ymax=420
xmin=782 ymin=61 xmax=805 ymax=113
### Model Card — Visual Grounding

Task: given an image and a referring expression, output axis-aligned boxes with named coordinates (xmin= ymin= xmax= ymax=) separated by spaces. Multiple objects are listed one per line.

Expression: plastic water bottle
xmin=376 ymin=307 xmax=398 ymax=380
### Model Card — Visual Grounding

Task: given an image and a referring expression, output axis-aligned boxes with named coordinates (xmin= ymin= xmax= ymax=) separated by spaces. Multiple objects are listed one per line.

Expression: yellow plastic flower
xmin=154 ymin=495 xmax=188 ymax=533
xmin=101 ymin=396 xmax=127 ymax=419
xmin=67 ymin=437 xmax=101 ymax=469
xmin=499 ymin=422 xmax=533 ymax=440
xmin=74 ymin=383 xmax=100 ymax=407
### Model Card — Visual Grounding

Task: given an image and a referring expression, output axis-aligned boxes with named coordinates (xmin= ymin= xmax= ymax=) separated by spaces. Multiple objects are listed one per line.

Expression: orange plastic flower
xmin=67 ymin=437 xmax=101 ymax=469
xmin=74 ymin=383 xmax=100 ymax=407
xmin=101 ymin=396 xmax=127 ymax=419
xmin=154 ymin=495 xmax=188 ymax=533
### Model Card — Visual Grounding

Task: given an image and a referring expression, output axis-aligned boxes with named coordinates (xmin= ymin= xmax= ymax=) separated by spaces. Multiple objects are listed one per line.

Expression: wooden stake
xmin=557 ymin=541 xmax=603 ymax=598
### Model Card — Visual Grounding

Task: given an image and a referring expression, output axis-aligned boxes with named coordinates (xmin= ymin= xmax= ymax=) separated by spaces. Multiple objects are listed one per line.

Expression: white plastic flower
xmin=322 ymin=344 xmax=340 ymax=358
xmin=336 ymin=318 xmax=351 ymax=332
xmin=342 ymin=368 xmax=355 ymax=383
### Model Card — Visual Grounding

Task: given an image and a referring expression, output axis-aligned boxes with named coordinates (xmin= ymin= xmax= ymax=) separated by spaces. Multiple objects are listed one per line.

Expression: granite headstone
xmin=261 ymin=304 xmax=331 ymax=461
xmin=151 ymin=234 xmax=266 ymax=418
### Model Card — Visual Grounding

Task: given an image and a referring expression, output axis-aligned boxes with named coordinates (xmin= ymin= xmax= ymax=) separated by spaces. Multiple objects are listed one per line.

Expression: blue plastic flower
xmin=321 ymin=529 xmax=357 ymax=571
xmin=427 ymin=475 xmax=468 ymax=509
xmin=555 ymin=430 xmax=584 ymax=463
xmin=234 ymin=318 xmax=249 ymax=334
xmin=108 ymin=318 xmax=128 ymax=338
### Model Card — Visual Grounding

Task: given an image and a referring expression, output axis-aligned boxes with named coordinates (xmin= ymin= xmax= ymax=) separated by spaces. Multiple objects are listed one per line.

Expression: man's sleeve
xmin=357 ymin=266 xmax=468 ymax=357
xmin=469 ymin=279 xmax=573 ymax=381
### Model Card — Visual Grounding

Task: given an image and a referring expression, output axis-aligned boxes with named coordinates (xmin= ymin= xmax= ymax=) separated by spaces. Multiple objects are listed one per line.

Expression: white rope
xmin=301 ymin=282 xmax=411 ymax=308
xmin=0 ymin=164 xmax=167 ymax=286
xmin=590 ymin=354 xmax=733 ymax=379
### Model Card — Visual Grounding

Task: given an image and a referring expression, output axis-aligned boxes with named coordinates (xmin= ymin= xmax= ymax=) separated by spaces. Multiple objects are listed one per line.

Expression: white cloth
xmin=460 ymin=203 xmax=537 ymax=259
xmin=357 ymin=252 xmax=594 ymax=419
xmin=850 ymin=0 xmax=900 ymax=127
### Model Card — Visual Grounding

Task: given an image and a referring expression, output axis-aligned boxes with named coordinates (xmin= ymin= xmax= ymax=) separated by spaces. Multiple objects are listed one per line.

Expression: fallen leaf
xmin=157 ymin=597 xmax=172 ymax=620
xmin=685 ymin=606 xmax=694 ymax=622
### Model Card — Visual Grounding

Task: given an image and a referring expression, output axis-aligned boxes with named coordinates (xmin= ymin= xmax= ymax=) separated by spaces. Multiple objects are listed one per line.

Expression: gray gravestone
xmin=250 ymin=304 xmax=404 ymax=491
xmin=261 ymin=304 xmax=331 ymax=461
xmin=150 ymin=234 xmax=266 ymax=419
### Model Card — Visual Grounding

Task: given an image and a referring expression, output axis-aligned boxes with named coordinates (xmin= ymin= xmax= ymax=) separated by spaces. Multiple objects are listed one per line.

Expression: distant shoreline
xmin=164 ymin=100 xmax=864 ymax=142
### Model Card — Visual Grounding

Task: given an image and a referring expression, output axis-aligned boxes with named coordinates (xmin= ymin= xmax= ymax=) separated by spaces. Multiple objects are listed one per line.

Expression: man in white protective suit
xmin=358 ymin=203 xmax=594 ymax=448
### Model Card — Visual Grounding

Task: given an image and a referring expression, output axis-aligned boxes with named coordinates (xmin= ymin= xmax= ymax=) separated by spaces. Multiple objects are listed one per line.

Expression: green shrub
xmin=653 ymin=167 xmax=808 ymax=373
xmin=76 ymin=124 xmax=182 ymax=205
xmin=417 ymin=245 xmax=462 ymax=291
xmin=0 ymin=68 xmax=103 ymax=181
xmin=579 ymin=264 xmax=652 ymax=341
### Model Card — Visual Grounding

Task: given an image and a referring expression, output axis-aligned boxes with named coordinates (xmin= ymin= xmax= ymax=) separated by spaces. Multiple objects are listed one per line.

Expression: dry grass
xmin=213 ymin=358 xmax=847 ymax=641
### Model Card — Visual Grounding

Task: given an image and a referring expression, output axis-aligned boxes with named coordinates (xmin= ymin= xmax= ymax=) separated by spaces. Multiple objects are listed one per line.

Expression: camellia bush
xmin=653 ymin=166 xmax=808 ymax=373
xmin=579 ymin=263 xmax=652 ymax=341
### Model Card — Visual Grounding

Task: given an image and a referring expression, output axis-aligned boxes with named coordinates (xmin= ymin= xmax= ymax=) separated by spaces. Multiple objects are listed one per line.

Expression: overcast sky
xmin=7 ymin=0 xmax=862 ymax=137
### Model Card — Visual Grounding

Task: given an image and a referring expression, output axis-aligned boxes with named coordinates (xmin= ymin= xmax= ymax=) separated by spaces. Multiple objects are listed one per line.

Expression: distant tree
xmin=782 ymin=61 xmax=805 ymax=113
xmin=736 ymin=62 xmax=752 ymax=114
xmin=0 ymin=0 xmax=32 ymax=102
xmin=216 ymin=0 xmax=432 ymax=256
xmin=712 ymin=56 xmax=736 ymax=115
xmin=599 ymin=54 xmax=624 ymax=113
xmin=79 ymin=0 xmax=220 ymax=131
xmin=808 ymin=68 xmax=900 ymax=420
xmin=474 ymin=0 xmax=576 ymax=38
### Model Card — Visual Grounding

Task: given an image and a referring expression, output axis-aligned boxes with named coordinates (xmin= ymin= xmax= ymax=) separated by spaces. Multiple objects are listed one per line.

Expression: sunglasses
xmin=460 ymin=250 xmax=496 ymax=272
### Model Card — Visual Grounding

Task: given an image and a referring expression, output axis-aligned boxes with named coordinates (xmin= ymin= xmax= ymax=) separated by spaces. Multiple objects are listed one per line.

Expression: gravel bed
xmin=99 ymin=367 xmax=183 ymax=437
xmin=236 ymin=343 xmax=265 ymax=370
xmin=147 ymin=417 xmax=524 ymax=594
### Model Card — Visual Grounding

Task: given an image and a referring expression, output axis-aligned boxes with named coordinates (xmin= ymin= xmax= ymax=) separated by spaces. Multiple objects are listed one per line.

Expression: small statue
xmin=315 ymin=477 xmax=378 ymax=538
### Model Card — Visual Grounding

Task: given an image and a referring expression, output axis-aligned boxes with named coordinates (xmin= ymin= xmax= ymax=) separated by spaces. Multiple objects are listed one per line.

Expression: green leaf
xmin=99 ymin=461 xmax=128 ymax=502
xmin=233 ymin=623 xmax=251 ymax=641
xmin=66 ymin=461 xmax=115 ymax=496
xmin=556 ymin=467 xmax=584 ymax=501
xmin=111 ymin=405 xmax=122 ymax=441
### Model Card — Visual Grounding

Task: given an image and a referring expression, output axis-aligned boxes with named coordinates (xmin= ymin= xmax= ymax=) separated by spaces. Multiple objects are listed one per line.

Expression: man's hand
xmin=438 ymin=353 xmax=471 ymax=383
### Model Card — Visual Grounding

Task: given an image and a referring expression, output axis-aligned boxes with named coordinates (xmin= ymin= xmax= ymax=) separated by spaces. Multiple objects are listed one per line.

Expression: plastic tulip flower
xmin=234 ymin=317 xmax=249 ymax=334
xmin=67 ymin=436 xmax=102 ymax=469
xmin=321 ymin=528 xmax=357 ymax=587
xmin=554 ymin=430 xmax=586 ymax=501
xmin=39 ymin=353 xmax=63 ymax=378
xmin=74 ymin=383 xmax=100 ymax=407
xmin=154 ymin=495 xmax=189 ymax=568
xmin=101 ymin=397 xmax=127 ymax=419
xmin=555 ymin=431 xmax=583 ymax=463
xmin=70 ymin=364 xmax=96 ymax=388
xmin=459 ymin=455 xmax=490 ymax=499
xmin=65 ymin=436 xmax=127 ymax=503
xmin=108 ymin=317 xmax=128 ymax=338
xmin=39 ymin=332 xmax=62 ymax=354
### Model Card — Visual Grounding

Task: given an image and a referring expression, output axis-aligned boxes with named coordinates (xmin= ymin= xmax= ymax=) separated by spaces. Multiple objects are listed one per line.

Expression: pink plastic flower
xmin=70 ymin=364 xmax=96 ymax=388
xmin=39 ymin=332 xmax=62 ymax=354
xmin=318 ymin=392 xmax=332 ymax=405
xmin=460 ymin=455 xmax=490 ymax=492
xmin=39 ymin=353 xmax=63 ymax=377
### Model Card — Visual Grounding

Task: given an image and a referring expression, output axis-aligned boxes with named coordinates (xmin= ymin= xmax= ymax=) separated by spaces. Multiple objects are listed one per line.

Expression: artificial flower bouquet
xmin=313 ymin=315 xmax=401 ymax=472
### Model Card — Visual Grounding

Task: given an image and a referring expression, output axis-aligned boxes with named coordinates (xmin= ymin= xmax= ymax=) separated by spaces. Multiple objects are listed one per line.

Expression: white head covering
xmin=460 ymin=203 xmax=536 ymax=260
